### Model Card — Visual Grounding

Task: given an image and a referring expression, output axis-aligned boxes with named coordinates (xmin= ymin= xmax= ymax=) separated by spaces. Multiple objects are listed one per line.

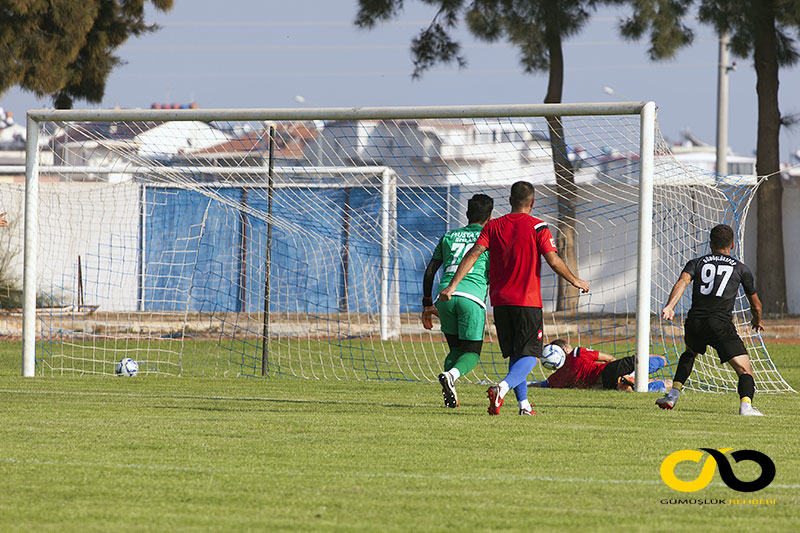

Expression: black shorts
xmin=493 ymin=305 xmax=543 ymax=359
xmin=600 ymin=356 xmax=636 ymax=389
xmin=684 ymin=317 xmax=746 ymax=364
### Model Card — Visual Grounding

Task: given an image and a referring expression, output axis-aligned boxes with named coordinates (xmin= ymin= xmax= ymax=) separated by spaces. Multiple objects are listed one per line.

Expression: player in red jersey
xmin=439 ymin=181 xmax=589 ymax=415
xmin=536 ymin=339 xmax=670 ymax=391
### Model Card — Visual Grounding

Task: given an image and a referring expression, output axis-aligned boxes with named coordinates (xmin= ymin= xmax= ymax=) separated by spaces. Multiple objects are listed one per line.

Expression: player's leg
xmin=617 ymin=355 xmax=668 ymax=391
xmin=709 ymin=317 xmax=764 ymax=415
xmin=435 ymin=299 xmax=461 ymax=408
xmin=600 ymin=356 xmax=635 ymax=389
xmin=439 ymin=298 xmax=486 ymax=409
xmin=649 ymin=355 xmax=667 ymax=373
xmin=486 ymin=306 xmax=512 ymax=414
xmin=657 ymin=319 xmax=704 ymax=410
xmin=488 ymin=306 xmax=541 ymax=415
xmin=450 ymin=298 xmax=485 ymax=377
xmin=442 ymin=338 xmax=464 ymax=372
xmin=648 ymin=379 xmax=671 ymax=392
xmin=728 ymin=355 xmax=763 ymax=415
xmin=438 ymin=333 xmax=462 ymax=408
xmin=714 ymin=330 xmax=764 ymax=416
xmin=656 ymin=349 xmax=698 ymax=409
xmin=643 ymin=356 xmax=670 ymax=392
xmin=507 ymin=356 xmax=538 ymax=415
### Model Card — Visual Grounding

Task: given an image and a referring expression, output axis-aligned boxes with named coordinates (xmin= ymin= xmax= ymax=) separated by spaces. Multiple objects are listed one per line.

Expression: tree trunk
xmin=753 ymin=2 xmax=787 ymax=315
xmin=544 ymin=30 xmax=578 ymax=315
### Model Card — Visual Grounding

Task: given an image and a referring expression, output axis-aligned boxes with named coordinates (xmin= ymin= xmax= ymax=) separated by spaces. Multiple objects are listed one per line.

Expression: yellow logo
xmin=660 ymin=448 xmax=776 ymax=493
xmin=660 ymin=448 xmax=732 ymax=492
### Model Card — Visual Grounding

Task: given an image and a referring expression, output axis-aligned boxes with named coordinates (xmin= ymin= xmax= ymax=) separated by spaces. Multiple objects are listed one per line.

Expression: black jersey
xmin=682 ymin=253 xmax=756 ymax=321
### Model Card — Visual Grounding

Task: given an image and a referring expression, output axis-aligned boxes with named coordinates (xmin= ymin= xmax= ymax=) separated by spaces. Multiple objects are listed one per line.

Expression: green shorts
xmin=435 ymin=296 xmax=486 ymax=341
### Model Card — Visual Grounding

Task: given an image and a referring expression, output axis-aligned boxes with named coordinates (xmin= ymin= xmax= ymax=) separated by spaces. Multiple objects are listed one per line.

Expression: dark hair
xmin=510 ymin=181 xmax=535 ymax=208
xmin=548 ymin=339 xmax=570 ymax=353
xmin=710 ymin=224 xmax=734 ymax=250
xmin=466 ymin=194 xmax=494 ymax=223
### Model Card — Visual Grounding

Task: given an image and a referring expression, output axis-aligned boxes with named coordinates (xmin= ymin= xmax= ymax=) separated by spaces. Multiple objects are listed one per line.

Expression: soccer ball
xmin=540 ymin=344 xmax=566 ymax=371
xmin=115 ymin=358 xmax=139 ymax=377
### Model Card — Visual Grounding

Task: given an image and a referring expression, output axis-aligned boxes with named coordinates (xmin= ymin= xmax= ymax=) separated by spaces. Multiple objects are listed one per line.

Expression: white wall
xmin=0 ymin=182 xmax=141 ymax=312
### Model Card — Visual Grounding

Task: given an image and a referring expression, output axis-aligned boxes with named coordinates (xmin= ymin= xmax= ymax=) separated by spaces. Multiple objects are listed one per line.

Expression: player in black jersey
xmin=656 ymin=224 xmax=765 ymax=416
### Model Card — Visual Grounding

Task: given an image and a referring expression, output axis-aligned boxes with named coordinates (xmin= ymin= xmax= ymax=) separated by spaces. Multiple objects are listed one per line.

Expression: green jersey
xmin=432 ymin=223 xmax=490 ymax=308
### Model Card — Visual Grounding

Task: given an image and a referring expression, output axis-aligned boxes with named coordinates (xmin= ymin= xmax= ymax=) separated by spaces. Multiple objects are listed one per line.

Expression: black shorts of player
xmin=600 ymin=356 xmax=636 ymax=390
xmin=493 ymin=305 xmax=543 ymax=359
xmin=684 ymin=316 xmax=747 ymax=364
xmin=444 ymin=334 xmax=483 ymax=356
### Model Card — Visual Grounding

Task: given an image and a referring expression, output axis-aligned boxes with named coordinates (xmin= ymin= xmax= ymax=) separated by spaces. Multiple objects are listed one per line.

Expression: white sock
xmin=498 ymin=381 xmax=510 ymax=399
xmin=448 ymin=368 xmax=461 ymax=381
xmin=519 ymin=399 xmax=531 ymax=411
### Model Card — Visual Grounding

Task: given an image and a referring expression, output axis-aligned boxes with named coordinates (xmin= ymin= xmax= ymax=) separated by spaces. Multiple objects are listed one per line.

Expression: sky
xmin=2 ymin=0 xmax=799 ymax=161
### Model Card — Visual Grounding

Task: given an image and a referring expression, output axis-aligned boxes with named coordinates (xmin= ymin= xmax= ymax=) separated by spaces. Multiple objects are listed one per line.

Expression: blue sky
xmin=2 ymin=0 xmax=799 ymax=160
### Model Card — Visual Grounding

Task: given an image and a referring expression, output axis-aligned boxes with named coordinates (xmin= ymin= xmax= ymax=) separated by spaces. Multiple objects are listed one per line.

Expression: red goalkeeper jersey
xmin=545 ymin=347 xmax=605 ymax=389
xmin=475 ymin=213 xmax=557 ymax=307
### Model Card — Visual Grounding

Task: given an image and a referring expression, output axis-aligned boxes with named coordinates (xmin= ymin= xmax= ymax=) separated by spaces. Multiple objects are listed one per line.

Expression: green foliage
xmin=355 ymin=0 xmax=599 ymax=77
xmin=618 ymin=0 xmax=695 ymax=59
xmin=697 ymin=0 xmax=800 ymax=65
xmin=618 ymin=0 xmax=800 ymax=63
xmin=0 ymin=0 xmax=174 ymax=108
xmin=0 ymin=342 xmax=798 ymax=530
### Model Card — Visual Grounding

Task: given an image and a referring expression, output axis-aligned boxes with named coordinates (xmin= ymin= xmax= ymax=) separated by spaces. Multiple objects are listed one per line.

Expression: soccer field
xmin=1 ymin=342 xmax=798 ymax=532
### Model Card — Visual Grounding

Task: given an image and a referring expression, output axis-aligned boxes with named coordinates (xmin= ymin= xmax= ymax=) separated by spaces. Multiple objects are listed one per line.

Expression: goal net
xmin=15 ymin=103 xmax=792 ymax=392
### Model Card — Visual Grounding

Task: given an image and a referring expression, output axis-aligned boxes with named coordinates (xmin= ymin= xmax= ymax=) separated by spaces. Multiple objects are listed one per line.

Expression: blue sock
xmin=502 ymin=356 xmax=537 ymax=401
xmin=513 ymin=381 xmax=528 ymax=402
xmin=648 ymin=356 xmax=666 ymax=374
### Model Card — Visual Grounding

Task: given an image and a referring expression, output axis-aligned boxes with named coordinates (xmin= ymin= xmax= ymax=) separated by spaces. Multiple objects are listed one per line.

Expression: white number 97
xmin=699 ymin=263 xmax=733 ymax=296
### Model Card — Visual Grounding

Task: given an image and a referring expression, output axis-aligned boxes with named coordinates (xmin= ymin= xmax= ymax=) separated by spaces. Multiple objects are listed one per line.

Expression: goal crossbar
xmin=28 ymin=102 xmax=651 ymax=123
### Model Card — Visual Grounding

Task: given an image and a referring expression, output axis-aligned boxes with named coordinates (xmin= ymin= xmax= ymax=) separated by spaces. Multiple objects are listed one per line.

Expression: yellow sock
xmin=741 ymin=397 xmax=752 ymax=405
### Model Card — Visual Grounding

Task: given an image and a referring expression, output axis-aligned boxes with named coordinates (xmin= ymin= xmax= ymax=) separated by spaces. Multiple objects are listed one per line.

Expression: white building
xmin=51 ymin=121 xmax=233 ymax=182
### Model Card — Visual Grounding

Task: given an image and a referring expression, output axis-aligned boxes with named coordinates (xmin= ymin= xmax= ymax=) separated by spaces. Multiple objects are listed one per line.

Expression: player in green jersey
xmin=422 ymin=194 xmax=494 ymax=408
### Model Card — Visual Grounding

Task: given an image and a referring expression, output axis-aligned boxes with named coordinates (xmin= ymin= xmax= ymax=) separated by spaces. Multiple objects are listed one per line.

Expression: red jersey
xmin=545 ymin=347 xmax=605 ymax=389
xmin=475 ymin=213 xmax=557 ymax=307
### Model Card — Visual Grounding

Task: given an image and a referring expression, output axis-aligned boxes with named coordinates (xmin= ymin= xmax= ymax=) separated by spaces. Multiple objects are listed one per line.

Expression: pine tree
xmin=0 ymin=0 xmax=174 ymax=109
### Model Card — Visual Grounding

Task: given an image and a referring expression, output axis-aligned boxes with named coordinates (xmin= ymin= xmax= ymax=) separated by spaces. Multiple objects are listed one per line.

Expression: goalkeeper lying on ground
xmin=532 ymin=339 xmax=671 ymax=392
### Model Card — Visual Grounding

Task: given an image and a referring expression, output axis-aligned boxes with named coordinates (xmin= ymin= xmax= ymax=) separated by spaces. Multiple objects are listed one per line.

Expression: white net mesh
xmin=9 ymin=107 xmax=791 ymax=392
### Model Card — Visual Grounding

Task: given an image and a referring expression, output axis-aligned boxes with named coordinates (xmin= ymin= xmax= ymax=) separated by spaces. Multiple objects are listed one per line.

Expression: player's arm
xmin=661 ymin=272 xmax=692 ymax=321
xmin=594 ymin=351 xmax=615 ymax=363
xmin=543 ymin=251 xmax=589 ymax=293
xmin=746 ymin=292 xmax=764 ymax=331
xmin=421 ymin=257 xmax=443 ymax=329
xmin=740 ymin=266 xmax=763 ymax=331
xmin=0 ymin=212 xmax=7 ymax=227
xmin=439 ymin=244 xmax=487 ymax=301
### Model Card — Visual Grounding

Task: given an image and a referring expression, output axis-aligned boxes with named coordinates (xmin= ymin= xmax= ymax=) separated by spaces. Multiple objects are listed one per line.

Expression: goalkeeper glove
xmin=421 ymin=306 xmax=438 ymax=330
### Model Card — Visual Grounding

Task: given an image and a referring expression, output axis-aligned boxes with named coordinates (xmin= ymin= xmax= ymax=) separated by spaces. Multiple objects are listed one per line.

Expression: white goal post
xmin=18 ymin=102 xmax=792 ymax=393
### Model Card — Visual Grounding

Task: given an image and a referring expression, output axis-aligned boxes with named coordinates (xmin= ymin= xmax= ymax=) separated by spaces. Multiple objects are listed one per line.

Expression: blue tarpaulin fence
xmin=143 ymin=185 xmax=448 ymax=314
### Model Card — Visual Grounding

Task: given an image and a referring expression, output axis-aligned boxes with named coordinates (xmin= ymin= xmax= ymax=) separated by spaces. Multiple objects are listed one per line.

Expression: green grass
xmin=1 ymin=342 xmax=798 ymax=532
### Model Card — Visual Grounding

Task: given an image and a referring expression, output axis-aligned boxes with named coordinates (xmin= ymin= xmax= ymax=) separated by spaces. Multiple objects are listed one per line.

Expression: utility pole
xmin=716 ymin=32 xmax=733 ymax=175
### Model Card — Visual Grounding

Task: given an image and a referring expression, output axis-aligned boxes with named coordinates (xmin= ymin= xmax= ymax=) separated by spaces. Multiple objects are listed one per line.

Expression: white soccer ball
xmin=115 ymin=357 xmax=139 ymax=377
xmin=540 ymin=344 xmax=566 ymax=371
